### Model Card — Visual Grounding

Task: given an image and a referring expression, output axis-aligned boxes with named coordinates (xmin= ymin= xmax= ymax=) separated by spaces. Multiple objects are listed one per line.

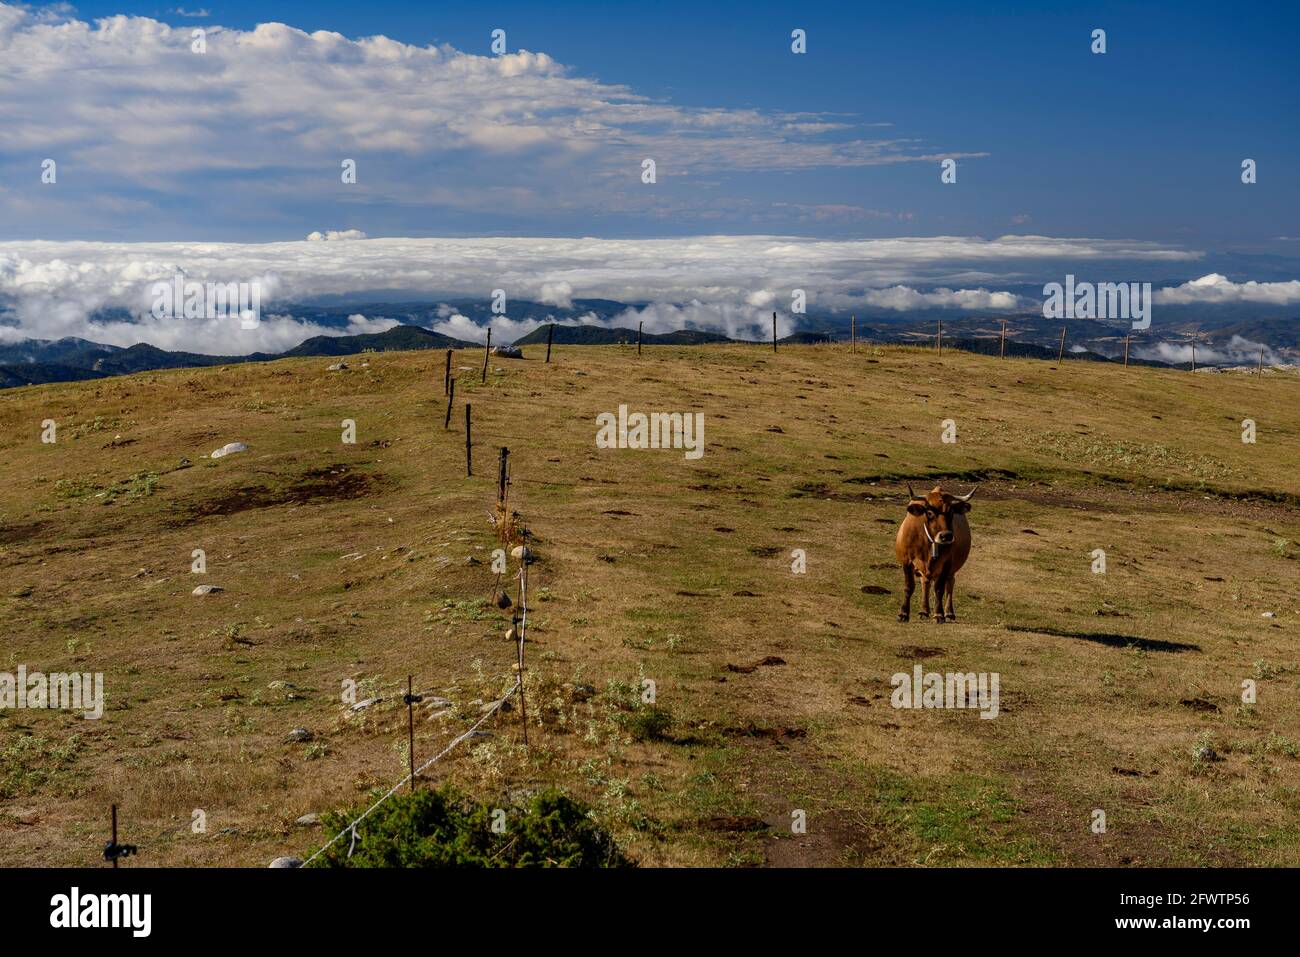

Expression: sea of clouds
xmin=7 ymin=233 xmax=1283 ymax=355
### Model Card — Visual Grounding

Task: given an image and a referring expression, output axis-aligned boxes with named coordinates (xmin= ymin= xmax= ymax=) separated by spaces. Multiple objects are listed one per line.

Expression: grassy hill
xmin=2 ymin=342 xmax=1298 ymax=867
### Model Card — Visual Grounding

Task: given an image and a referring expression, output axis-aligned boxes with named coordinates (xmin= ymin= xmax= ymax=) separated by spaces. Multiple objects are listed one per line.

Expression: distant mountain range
xmin=0 ymin=325 xmax=473 ymax=389
xmin=3 ymin=301 xmax=1295 ymax=389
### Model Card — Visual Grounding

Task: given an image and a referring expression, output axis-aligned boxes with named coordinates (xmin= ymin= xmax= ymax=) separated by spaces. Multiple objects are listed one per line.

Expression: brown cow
xmin=894 ymin=484 xmax=976 ymax=623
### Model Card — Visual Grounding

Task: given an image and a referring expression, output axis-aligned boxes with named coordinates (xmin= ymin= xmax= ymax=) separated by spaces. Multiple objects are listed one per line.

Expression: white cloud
xmin=429 ymin=313 xmax=550 ymax=345
xmin=610 ymin=301 xmax=793 ymax=340
xmin=860 ymin=285 xmax=1021 ymax=311
xmin=538 ymin=281 xmax=574 ymax=309
xmin=1156 ymin=273 xmax=1300 ymax=306
xmin=307 ymin=230 xmax=368 ymax=242
xmin=1135 ymin=335 xmax=1282 ymax=367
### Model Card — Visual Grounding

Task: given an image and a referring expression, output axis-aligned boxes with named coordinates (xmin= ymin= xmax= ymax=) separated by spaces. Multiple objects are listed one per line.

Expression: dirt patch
xmin=723 ymin=723 xmax=806 ymax=742
xmin=896 ymin=645 xmax=945 ymax=659
xmin=168 ymin=464 xmax=385 ymax=524
xmin=763 ymin=809 xmax=884 ymax=867
xmin=0 ymin=520 xmax=53 ymax=545
xmin=697 ymin=815 xmax=768 ymax=833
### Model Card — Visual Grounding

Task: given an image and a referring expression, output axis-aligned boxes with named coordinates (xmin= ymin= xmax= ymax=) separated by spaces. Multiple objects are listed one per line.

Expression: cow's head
xmin=906 ymin=484 xmax=977 ymax=547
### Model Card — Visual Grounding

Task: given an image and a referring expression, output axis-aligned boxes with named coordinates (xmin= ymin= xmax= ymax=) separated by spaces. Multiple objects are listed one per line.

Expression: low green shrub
xmin=311 ymin=784 xmax=633 ymax=868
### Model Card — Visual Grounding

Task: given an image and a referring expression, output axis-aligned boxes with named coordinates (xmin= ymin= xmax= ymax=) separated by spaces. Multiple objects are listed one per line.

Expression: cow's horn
xmin=907 ymin=484 xmax=916 ymax=500
xmin=953 ymin=485 xmax=979 ymax=502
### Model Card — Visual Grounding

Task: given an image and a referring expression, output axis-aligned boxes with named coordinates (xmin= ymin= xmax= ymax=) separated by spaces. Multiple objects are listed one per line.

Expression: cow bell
xmin=930 ymin=541 xmax=939 ymax=560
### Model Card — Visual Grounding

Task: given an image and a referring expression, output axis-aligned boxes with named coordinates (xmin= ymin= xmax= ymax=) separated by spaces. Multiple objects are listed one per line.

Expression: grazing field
xmin=2 ymin=342 xmax=1299 ymax=867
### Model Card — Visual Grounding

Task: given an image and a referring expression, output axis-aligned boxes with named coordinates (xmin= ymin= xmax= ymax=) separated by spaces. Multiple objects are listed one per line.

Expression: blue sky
xmin=2 ymin=0 xmax=1297 ymax=248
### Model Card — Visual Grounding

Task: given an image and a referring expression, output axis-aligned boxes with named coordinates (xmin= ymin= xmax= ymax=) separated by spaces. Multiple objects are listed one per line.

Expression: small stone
xmin=494 ymin=591 xmax=512 ymax=609
xmin=465 ymin=556 xmax=483 ymax=566
xmin=1262 ymin=612 xmax=1277 ymax=619
xmin=423 ymin=696 xmax=453 ymax=709
xmin=327 ymin=361 xmax=348 ymax=371
xmin=295 ymin=813 xmax=320 ymax=827
xmin=269 ymin=857 xmax=303 ymax=868
xmin=481 ymin=699 xmax=512 ymax=715
xmin=210 ymin=442 xmax=248 ymax=459
xmin=192 ymin=584 xmax=224 ymax=596
xmin=510 ymin=545 xmax=533 ymax=563
xmin=350 ymin=697 xmax=381 ymax=712
xmin=286 ymin=728 xmax=314 ymax=743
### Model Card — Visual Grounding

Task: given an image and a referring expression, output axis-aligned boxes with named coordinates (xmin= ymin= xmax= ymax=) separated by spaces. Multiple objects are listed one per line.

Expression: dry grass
xmin=1 ymin=342 xmax=1298 ymax=867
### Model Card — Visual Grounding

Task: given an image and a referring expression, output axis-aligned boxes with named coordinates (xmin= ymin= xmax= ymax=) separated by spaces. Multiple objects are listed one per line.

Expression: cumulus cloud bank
xmin=0 ymin=234 xmax=1214 ymax=352
xmin=1136 ymin=335 xmax=1281 ymax=367
xmin=0 ymin=3 xmax=980 ymax=235
xmin=1155 ymin=273 xmax=1300 ymax=306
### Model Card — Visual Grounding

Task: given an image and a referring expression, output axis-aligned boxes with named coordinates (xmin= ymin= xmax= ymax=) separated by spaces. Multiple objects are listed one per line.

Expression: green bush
xmin=310 ymin=784 xmax=633 ymax=868
xmin=619 ymin=705 xmax=673 ymax=742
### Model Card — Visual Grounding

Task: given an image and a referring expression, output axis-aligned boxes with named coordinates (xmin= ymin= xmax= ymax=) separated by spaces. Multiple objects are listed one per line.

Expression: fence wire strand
xmin=301 ymin=678 xmax=522 ymax=867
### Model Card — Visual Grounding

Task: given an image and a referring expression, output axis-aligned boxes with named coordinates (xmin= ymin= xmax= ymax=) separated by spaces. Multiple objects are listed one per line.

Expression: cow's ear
xmin=906 ymin=502 xmax=926 ymax=515
xmin=953 ymin=501 xmax=972 ymax=513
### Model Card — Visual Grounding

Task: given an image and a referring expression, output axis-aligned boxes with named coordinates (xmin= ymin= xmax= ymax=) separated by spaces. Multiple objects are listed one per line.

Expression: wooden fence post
xmin=465 ymin=404 xmax=472 ymax=477
xmin=1258 ymin=348 xmax=1265 ymax=375
xmin=936 ymin=319 xmax=942 ymax=355
xmin=851 ymin=314 xmax=856 ymax=354
xmin=1057 ymin=326 xmax=1067 ymax=365
xmin=497 ymin=447 xmax=509 ymax=506
xmin=638 ymin=321 xmax=643 ymax=356
xmin=772 ymin=312 xmax=778 ymax=352
xmin=444 ymin=349 xmax=451 ymax=395
xmin=444 ymin=379 xmax=455 ymax=429
xmin=405 ymin=675 xmax=417 ymax=791
xmin=516 ymin=560 xmax=529 ymax=747
xmin=481 ymin=329 xmax=491 ymax=384
xmin=999 ymin=321 xmax=1006 ymax=358
xmin=1123 ymin=335 xmax=1130 ymax=368
xmin=545 ymin=324 xmax=554 ymax=363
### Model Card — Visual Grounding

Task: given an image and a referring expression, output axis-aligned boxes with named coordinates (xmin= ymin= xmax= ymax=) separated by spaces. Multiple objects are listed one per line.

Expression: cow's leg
xmin=919 ymin=575 xmax=931 ymax=619
xmin=944 ymin=576 xmax=957 ymax=621
xmin=932 ymin=571 xmax=948 ymax=623
xmin=898 ymin=563 xmax=914 ymax=622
